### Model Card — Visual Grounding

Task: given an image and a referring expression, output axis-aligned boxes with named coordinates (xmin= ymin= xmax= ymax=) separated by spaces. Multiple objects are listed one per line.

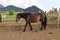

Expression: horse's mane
xmin=17 ymin=13 xmax=31 ymax=18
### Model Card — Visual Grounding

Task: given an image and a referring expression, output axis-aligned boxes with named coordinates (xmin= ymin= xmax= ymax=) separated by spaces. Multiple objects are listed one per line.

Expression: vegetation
xmin=9 ymin=10 xmax=15 ymax=15
xmin=0 ymin=11 xmax=24 ymax=22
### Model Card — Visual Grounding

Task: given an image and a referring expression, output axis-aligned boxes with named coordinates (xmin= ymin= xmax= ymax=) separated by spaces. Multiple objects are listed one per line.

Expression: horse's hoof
xmin=30 ymin=30 xmax=33 ymax=31
xmin=44 ymin=29 xmax=46 ymax=30
xmin=23 ymin=30 xmax=26 ymax=32
xmin=30 ymin=29 xmax=33 ymax=31
xmin=40 ymin=29 xmax=43 ymax=30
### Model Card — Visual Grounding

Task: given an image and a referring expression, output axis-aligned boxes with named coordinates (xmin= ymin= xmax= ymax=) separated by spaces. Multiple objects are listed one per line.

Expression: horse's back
xmin=27 ymin=13 xmax=42 ymax=23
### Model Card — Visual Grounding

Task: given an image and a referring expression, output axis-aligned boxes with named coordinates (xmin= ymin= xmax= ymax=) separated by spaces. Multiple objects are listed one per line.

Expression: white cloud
xmin=0 ymin=0 xmax=24 ymax=6
xmin=1 ymin=0 xmax=60 ymax=11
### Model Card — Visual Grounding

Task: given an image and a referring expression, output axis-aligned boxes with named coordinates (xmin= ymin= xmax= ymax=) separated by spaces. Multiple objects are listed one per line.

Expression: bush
xmin=9 ymin=10 xmax=15 ymax=15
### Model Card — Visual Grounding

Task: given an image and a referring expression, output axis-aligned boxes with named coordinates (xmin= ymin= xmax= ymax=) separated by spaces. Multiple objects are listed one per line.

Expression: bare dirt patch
xmin=0 ymin=21 xmax=60 ymax=40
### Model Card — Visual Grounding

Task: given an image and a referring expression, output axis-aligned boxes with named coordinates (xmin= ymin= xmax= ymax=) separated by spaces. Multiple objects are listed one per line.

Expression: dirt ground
xmin=0 ymin=21 xmax=60 ymax=40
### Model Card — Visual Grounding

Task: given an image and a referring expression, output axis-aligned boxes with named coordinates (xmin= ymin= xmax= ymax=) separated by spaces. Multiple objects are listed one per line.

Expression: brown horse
xmin=16 ymin=13 xmax=47 ymax=32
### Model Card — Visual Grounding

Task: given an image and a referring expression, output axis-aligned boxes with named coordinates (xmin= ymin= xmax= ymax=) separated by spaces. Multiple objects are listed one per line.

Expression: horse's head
xmin=16 ymin=13 xmax=21 ymax=22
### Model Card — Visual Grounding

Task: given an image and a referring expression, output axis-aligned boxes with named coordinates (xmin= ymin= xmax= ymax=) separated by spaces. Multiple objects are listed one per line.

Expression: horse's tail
xmin=40 ymin=14 xmax=47 ymax=30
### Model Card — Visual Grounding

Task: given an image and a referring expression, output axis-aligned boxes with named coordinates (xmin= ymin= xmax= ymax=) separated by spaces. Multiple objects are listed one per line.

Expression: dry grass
xmin=0 ymin=21 xmax=60 ymax=40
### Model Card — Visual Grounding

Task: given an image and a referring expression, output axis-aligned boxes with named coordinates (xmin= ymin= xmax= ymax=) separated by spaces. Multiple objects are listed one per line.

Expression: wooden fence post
xmin=57 ymin=12 xmax=60 ymax=27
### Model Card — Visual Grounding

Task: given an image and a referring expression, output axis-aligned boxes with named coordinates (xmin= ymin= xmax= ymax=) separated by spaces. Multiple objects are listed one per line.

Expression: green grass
xmin=0 ymin=12 xmax=16 ymax=22
xmin=0 ymin=11 xmax=24 ymax=22
xmin=4 ymin=14 xmax=16 ymax=22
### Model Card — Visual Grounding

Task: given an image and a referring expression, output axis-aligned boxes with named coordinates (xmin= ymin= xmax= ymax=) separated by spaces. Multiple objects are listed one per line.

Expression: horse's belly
xmin=30 ymin=20 xmax=37 ymax=23
xmin=30 ymin=21 xmax=38 ymax=23
xmin=30 ymin=18 xmax=39 ymax=23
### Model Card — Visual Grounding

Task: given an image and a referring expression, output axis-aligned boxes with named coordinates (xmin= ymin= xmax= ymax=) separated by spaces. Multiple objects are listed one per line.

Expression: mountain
xmin=0 ymin=5 xmax=43 ymax=13
xmin=5 ymin=5 xmax=24 ymax=11
xmin=24 ymin=5 xmax=43 ymax=13
xmin=0 ymin=5 xmax=4 ymax=8
xmin=0 ymin=5 xmax=24 ymax=12
xmin=0 ymin=5 xmax=5 ymax=11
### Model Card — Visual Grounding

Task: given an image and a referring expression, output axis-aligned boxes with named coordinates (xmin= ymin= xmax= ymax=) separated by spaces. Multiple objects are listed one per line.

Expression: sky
xmin=0 ymin=0 xmax=60 ymax=11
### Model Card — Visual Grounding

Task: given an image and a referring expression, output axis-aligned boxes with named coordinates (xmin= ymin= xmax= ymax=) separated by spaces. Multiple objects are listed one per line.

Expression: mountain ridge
xmin=0 ymin=5 xmax=43 ymax=12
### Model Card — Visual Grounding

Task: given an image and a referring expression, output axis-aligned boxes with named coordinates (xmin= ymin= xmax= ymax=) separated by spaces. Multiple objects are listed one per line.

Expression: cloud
xmin=0 ymin=0 xmax=44 ymax=10
xmin=0 ymin=0 xmax=60 ymax=11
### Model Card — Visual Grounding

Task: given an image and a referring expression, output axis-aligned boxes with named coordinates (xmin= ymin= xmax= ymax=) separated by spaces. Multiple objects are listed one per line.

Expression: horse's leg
xmin=40 ymin=21 xmax=44 ymax=30
xmin=40 ymin=20 xmax=47 ymax=30
xmin=23 ymin=22 xmax=28 ymax=32
xmin=44 ymin=23 xmax=46 ymax=30
xmin=29 ymin=22 xmax=33 ymax=31
xmin=43 ymin=21 xmax=47 ymax=30
xmin=40 ymin=19 xmax=44 ymax=30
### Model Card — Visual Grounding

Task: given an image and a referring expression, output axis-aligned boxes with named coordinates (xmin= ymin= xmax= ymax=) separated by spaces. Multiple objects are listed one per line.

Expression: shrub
xmin=9 ymin=10 xmax=15 ymax=15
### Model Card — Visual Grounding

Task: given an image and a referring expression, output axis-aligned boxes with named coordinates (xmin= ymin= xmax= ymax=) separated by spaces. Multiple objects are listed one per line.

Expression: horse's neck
xmin=21 ymin=13 xmax=30 ymax=19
